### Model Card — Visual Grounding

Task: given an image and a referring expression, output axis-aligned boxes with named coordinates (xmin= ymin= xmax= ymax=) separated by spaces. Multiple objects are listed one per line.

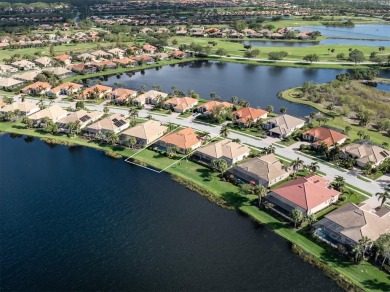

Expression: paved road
xmin=25 ymin=97 xmax=387 ymax=207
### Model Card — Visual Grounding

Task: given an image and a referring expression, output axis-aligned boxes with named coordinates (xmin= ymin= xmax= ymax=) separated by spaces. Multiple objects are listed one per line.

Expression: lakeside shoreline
xmin=1 ymin=123 xmax=389 ymax=292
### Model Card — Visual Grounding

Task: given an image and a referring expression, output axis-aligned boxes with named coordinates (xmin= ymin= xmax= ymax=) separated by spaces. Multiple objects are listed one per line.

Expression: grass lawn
xmin=1 ymin=120 xmax=389 ymax=291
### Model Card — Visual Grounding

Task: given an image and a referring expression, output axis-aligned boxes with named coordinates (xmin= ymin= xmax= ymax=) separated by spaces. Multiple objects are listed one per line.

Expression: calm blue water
xmin=293 ymin=24 xmax=390 ymax=40
xmin=376 ymin=82 xmax=390 ymax=92
xmin=241 ymin=39 xmax=390 ymax=47
xmin=99 ymin=61 xmax=390 ymax=117
xmin=0 ymin=134 xmax=341 ymax=291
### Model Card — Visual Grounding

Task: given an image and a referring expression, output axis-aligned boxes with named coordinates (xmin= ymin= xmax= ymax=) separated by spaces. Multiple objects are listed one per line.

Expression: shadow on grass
xmin=220 ymin=192 xmax=250 ymax=208
xmin=195 ymin=168 xmax=213 ymax=181
xmin=361 ymin=278 xmax=390 ymax=291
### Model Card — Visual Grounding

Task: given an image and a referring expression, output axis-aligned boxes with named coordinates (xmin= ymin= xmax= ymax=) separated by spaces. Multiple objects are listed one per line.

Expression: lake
xmin=99 ymin=61 xmax=390 ymax=117
xmin=293 ymin=24 xmax=390 ymax=40
xmin=0 ymin=134 xmax=342 ymax=291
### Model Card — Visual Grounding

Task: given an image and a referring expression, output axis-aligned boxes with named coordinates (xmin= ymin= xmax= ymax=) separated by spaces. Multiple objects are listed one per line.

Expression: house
xmin=197 ymin=101 xmax=233 ymax=117
xmin=82 ymin=84 xmax=112 ymax=99
xmin=28 ymin=105 xmax=68 ymax=126
xmin=112 ymin=57 xmax=137 ymax=67
xmin=313 ymin=202 xmax=390 ymax=248
xmin=142 ymin=44 xmax=157 ymax=54
xmin=169 ymin=50 xmax=185 ymax=59
xmin=158 ymin=127 xmax=202 ymax=154
xmin=233 ymin=107 xmax=268 ymax=127
xmin=43 ymin=67 xmax=73 ymax=78
xmin=135 ymin=55 xmax=155 ymax=64
xmin=0 ymin=64 xmax=18 ymax=74
xmin=53 ymin=54 xmax=72 ymax=65
xmin=34 ymin=56 xmax=53 ymax=67
xmin=84 ymin=113 xmax=129 ymax=135
xmin=302 ymin=126 xmax=347 ymax=149
xmin=21 ymin=81 xmax=51 ymax=95
xmin=76 ymin=53 xmax=96 ymax=62
xmin=56 ymin=110 xmax=103 ymax=133
xmin=263 ymin=114 xmax=305 ymax=138
xmin=120 ymin=120 xmax=168 ymax=147
xmin=163 ymin=96 xmax=198 ymax=113
xmin=228 ymin=153 xmax=289 ymax=187
xmin=49 ymin=82 xmax=83 ymax=97
xmin=90 ymin=50 xmax=112 ymax=59
xmin=68 ymin=64 xmax=96 ymax=74
xmin=13 ymin=71 xmax=39 ymax=82
xmin=90 ymin=60 xmax=117 ymax=69
xmin=0 ymin=77 xmax=24 ymax=89
xmin=133 ymin=90 xmax=168 ymax=106
xmin=0 ymin=101 xmax=39 ymax=117
xmin=107 ymin=48 xmax=125 ymax=58
xmin=266 ymin=174 xmax=340 ymax=216
xmin=340 ymin=143 xmax=390 ymax=168
xmin=194 ymin=139 xmax=250 ymax=166
xmin=110 ymin=88 xmax=137 ymax=104
xmin=11 ymin=60 xmax=36 ymax=71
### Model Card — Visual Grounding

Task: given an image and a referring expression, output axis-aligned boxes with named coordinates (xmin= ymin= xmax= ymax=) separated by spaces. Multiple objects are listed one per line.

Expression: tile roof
xmin=121 ymin=120 xmax=167 ymax=141
xmin=303 ymin=126 xmax=347 ymax=147
xmin=196 ymin=139 xmax=250 ymax=160
xmin=341 ymin=143 xmax=390 ymax=165
xmin=160 ymin=127 xmax=201 ymax=150
xmin=233 ymin=107 xmax=268 ymax=124
xmin=28 ymin=105 xmax=68 ymax=120
xmin=273 ymin=174 xmax=340 ymax=211
xmin=0 ymin=101 xmax=38 ymax=113
xmin=164 ymin=96 xmax=198 ymax=111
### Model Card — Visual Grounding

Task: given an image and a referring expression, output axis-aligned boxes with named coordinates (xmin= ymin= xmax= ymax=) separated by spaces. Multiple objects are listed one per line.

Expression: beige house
xmin=85 ymin=113 xmax=129 ymax=135
xmin=195 ymin=139 xmax=250 ymax=166
xmin=0 ymin=64 xmax=18 ymax=74
xmin=0 ymin=101 xmax=39 ymax=117
xmin=133 ymin=90 xmax=168 ymax=106
xmin=76 ymin=53 xmax=96 ymax=62
xmin=313 ymin=202 xmax=390 ymax=248
xmin=163 ymin=96 xmax=198 ymax=113
xmin=11 ymin=60 xmax=36 ymax=71
xmin=14 ymin=71 xmax=39 ymax=82
xmin=49 ymin=82 xmax=83 ymax=97
xmin=341 ymin=143 xmax=390 ymax=168
xmin=44 ymin=67 xmax=73 ymax=78
xmin=228 ymin=153 xmax=289 ymax=187
xmin=266 ymin=175 xmax=340 ymax=216
xmin=120 ymin=120 xmax=168 ymax=147
xmin=0 ymin=77 xmax=24 ymax=89
xmin=56 ymin=110 xmax=103 ymax=133
xmin=263 ymin=114 xmax=305 ymax=138
xmin=34 ymin=56 xmax=53 ymax=67
xmin=90 ymin=50 xmax=112 ymax=59
xmin=107 ymin=48 xmax=125 ymax=58
xmin=28 ymin=105 xmax=69 ymax=126
xmin=21 ymin=81 xmax=51 ymax=95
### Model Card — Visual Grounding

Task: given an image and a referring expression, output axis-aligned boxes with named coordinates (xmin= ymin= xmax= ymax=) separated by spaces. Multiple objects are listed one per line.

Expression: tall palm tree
xmin=332 ymin=175 xmax=345 ymax=191
xmin=375 ymin=191 xmax=390 ymax=208
xmin=308 ymin=162 xmax=320 ymax=173
xmin=266 ymin=105 xmax=273 ymax=113
xmin=290 ymin=157 xmax=304 ymax=173
xmin=352 ymin=242 xmax=364 ymax=263
xmin=219 ymin=125 xmax=229 ymax=138
xmin=253 ymin=185 xmax=268 ymax=206
xmin=291 ymin=209 xmax=303 ymax=228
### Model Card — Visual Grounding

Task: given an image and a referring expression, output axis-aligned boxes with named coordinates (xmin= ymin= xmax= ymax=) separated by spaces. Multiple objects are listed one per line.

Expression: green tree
xmin=210 ymin=158 xmax=228 ymax=176
xmin=219 ymin=125 xmax=230 ymax=138
xmin=215 ymin=48 xmax=227 ymax=56
xmin=375 ymin=191 xmax=390 ymax=208
xmin=349 ymin=49 xmax=365 ymax=65
xmin=306 ymin=214 xmax=317 ymax=226
xmin=303 ymin=54 xmax=320 ymax=64
xmin=291 ymin=209 xmax=304 ymax=228
xmin=253 ymin=185 xmax=268 ymax=206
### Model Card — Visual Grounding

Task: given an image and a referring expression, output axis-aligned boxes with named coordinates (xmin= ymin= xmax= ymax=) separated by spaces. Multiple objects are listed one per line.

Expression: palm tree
xmin=219 ymin=125 xmax=229 ymax=138
xmin=328 ymin=144 xmax=341 ymax=161
xmin=375 ymin=191 xmax=390 ymax=207
xmin=266 ymin=105 xmax=273 ymax=113
xmin=352 ymin=242 xmax=364 ymax=263
xmin=291 ymin=209 xmax=303 ymax=228
xmin=332 ymin=175 xmax=345 ymax=191
xmin=362 ymin=161 xmax=374 ymax=175
xmin=103 ymin=107 xmax=109 ymax=115
xmin=279 ymin=107 xmax=287 ymax=114
xmin=306 ymin=214 xmax=317 ymax=226
xmin=265 ymin=145 xmax=276 ymax=154
xmin=290 ymin=157 xmax=304 ymax=173
xmin=253 ymin=185 xmax=268 ymax=206
xmin=308 ymin=162 xmax=320 ymax=173
xmin=231 ymin=96 xmax=238 ymax=105
xmin=128 ymin=108 xmax=138 ymax=120
xmin=128 ymin=136 xmax=137 ymax=149
xmin=309 ymin=112 xmax=316 ymax=122
xmin=317 ymin=142 xmax=329 ymax=157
